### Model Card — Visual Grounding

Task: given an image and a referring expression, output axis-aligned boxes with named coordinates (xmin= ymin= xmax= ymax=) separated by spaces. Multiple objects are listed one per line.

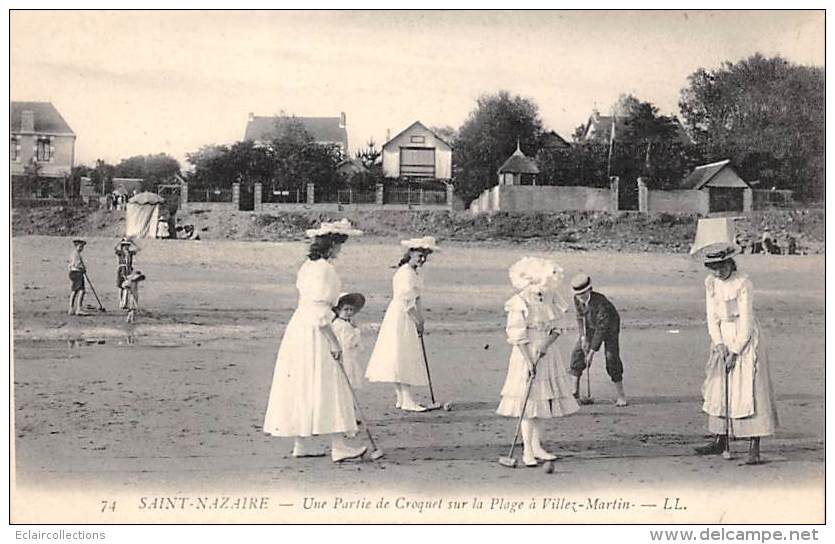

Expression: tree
xmin=355 ymin=139 xmax=382 ymax=169
xmin=89 ymin=159 xmax=115 ymax=195
xmin=455 ymin=90 xmax=544 ymax=205
xmin=114 ymin=153 xmax=181 ymax=191
xmin=679 ymin=54 xmax=824 ymax=200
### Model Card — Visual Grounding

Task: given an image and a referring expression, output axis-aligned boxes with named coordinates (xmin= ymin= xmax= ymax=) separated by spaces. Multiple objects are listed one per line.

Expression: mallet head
xmin=498 ymin=456 xmax=518 ymax=468
xmin=370 ymin=449 xmax=385 ymax=461
xmin=443 ymin=401 xmax=453 ymax=411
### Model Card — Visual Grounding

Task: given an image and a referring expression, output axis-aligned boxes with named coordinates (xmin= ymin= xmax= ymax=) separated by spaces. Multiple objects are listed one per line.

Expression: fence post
xmin=232 ymin=183 xmax=240 ymax=209
xmin=254 ymin=182 xmax=262 ymax=212
xmin=637 ymin=177 xmax=648 ymax=213
xmin=306 ymin=183 xmax=315 ymax=204
xmin=180 ymin=182 xmax=188 ymax=211
xmin=609 ymin=176 xmax=619 ymax=213
xmin=743 ymin=187 xmax=753 ymax=213
xmin=446 ymin=183 xmax=454 ymax=209
xmin=375 ymin=183 xmax=384 ymax=205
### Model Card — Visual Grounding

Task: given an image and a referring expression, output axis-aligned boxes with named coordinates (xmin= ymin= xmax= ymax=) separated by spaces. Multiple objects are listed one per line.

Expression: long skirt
xmin=263 ymin=303 xmax=357 ymax=437
xmin=496 ymin=330 xmax=579 ymax=419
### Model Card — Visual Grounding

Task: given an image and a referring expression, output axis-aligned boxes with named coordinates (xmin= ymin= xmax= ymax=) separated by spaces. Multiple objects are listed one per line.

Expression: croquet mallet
xmin=79 ymin=256 xmax=106 ymax=312
xmin=579 ymin=313 xmax=594 ymax=405
xmin=335 ymin=355 xmax=384 ymax=461
xmin=499 ymin=354 xmax=541 ymax=468
xmin=723 ymin=353 xmax=734 ymax=460
xmin=418 ymin=330 xmax=452 ymax=411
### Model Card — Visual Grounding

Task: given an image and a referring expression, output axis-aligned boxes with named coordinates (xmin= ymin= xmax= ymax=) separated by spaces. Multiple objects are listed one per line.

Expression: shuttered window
xmin=400 ymin=147 xmax=435 ymax=178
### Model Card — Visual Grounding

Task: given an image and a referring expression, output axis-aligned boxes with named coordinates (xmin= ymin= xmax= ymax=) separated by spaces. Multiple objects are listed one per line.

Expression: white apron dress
xmin=701 ymin=272 xmax=778 ymax=438
xmin=497 ymin=294 xmax=579 ymax=418
xmin=263 ymin=259 xmax=357 ymax=437
xmin=365 ymin=264 xmax=429 ymax=386
xmin=332 ymin=317 xmax=364 ymax=389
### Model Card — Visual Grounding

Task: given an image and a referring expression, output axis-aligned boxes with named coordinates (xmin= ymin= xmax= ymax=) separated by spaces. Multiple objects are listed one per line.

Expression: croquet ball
xmin=543 ymin=461 xmax=555 ymax=474
xmin=443 ymin=402 xmax=453 ymax=411
xmin=484 ymin=344 xmax=490 ymax=350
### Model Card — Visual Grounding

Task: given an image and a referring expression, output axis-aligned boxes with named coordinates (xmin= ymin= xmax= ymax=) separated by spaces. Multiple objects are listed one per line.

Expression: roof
xmin=497 ymin=144 xmax=540 ymax=175
xmin=382 ymin=121 xmax=453 ymax=150
xmin=583 ymin=112 xmax=692 ymax=145
xmin=244 ymin=115 xmax=347 ymax=145
xmin=10 ymin=101 xmax=75 ymax=135
xmin=541 ymin=130 xmax=571 ymax=149
xmin=680 ymin=159 xmax=751 ymax=190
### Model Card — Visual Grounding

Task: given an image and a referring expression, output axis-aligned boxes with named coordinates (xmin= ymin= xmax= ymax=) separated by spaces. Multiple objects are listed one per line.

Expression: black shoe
xmin=694 ymin=435 xmax=726 ymax=455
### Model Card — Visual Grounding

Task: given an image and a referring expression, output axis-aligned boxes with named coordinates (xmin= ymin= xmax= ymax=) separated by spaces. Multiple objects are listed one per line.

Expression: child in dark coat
xmin=569 ymin=274 xmax=628 ymax=407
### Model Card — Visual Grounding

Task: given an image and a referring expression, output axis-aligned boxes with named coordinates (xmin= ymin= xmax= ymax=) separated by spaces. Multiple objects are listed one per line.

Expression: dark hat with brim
xmin=704 ymin=244 xmax=740 ymax=266
xmin=335 ymin=292 xmax=365 ymax=312
xmin=72 ymin=239 xmax=86 ymax=246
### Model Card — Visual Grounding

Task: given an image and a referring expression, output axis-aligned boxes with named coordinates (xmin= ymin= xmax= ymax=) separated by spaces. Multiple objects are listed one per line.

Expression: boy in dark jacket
xmin=569 ymin=274 xmax=628 ymax=407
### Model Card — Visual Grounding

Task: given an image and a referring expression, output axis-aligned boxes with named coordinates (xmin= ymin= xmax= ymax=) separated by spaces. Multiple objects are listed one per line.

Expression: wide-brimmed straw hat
xmin=509 ymin=257 xmax=563 ymax=292
xmin=305 ymin=218 xmax=363 ymax=238
xmin=401 ymin=236 xmax=440 ymax=252
xmin=335 ymin=292 xmax=366 ymax=311
xmin=703 ymin=244 xmax=740 ymax=266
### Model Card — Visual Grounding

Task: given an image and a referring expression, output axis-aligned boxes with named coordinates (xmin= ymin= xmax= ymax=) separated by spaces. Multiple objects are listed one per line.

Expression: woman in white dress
xmin=263 ymin=219 xmax=368 ymax=462
xmin=695 ymin=245 xmax=778 ymax=465
xmin=497 ymin=257 xmax=579 ymax=467
xmin=366 ymin=236 xmax=439 ymax=412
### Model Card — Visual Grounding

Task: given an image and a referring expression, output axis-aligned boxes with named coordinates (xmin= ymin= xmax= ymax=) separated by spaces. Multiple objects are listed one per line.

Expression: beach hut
xmin=126 ymin=192 xmax=165 ymax=238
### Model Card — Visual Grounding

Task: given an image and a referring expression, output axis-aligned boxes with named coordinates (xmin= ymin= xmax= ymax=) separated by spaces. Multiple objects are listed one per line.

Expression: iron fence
xmin=337 ymin=189 xmax=377 ymax=204
xmin=188 ymin=188 xmax=233 ymax=203
xmin=384 ymin=188 xmax=446 ymax=205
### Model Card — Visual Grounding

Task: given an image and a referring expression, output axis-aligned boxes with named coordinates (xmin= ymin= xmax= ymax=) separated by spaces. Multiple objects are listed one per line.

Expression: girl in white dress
xmin=497 ymin=257 xmax=579 ymax=467
xmin=366 ymin=236 xmax=439 ymax=412
xmin=695 ymin=245 xmax=778 ymax=465
xmin=263 ymin=220 xmax=368 ymax=462
xmin=331 ymin=292 xmax=366 ymax=389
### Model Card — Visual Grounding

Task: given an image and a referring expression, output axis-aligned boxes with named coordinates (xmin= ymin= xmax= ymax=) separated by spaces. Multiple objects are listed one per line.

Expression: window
xmin=410 ymin=135 xmax=426 ymax=144
xmin=10 ymin=138 xmax=18 ymax=161
xmin=36 ymin=138 xmax=51 ymax=162
xmin=400 ymin=147 xmax=435 ymax=178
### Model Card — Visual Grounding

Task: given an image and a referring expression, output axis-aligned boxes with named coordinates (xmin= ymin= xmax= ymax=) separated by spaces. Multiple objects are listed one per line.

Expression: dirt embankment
xmin=12 ymin=205 xmax=825 ymax=254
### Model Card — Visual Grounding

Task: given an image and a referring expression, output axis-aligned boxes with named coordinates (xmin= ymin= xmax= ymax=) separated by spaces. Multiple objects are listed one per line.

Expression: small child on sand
xmin=497 ymin=257 xmax=579 ymax=467
xmin=121 ymin=270 xmax=145 ymax=323
xmin=332 ymin=292 xmax=366 ymax=389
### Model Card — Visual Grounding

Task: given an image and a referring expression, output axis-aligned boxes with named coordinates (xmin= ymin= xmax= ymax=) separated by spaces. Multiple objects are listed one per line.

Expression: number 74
xmin=100 ymin=500 xmax=117 ymax=513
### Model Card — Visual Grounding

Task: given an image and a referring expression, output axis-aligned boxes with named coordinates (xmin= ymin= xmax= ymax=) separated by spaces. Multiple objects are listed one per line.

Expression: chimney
xmin=248 ymin=112 xmax=255 ymax=121
xmin=21 ymin=110 xmax=35 ymax=132
xmin=339 ymin=111 xmax=346 ymax=128
xmin=385 ymin=128 xmax=391 ymax=142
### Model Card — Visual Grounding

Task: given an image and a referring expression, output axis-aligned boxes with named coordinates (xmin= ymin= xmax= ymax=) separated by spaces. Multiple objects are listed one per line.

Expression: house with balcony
xmin=11 ymin=102 xmax=76 ymax=196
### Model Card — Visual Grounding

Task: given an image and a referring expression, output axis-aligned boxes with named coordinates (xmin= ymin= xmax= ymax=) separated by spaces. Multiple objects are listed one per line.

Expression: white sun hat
xmin=509 ymin=257 xmax=564 ymax=292
xmin=305 ymin=218 xmax=363 ymax=238
xmin=400 ymin=236 xmax=440 ymax=252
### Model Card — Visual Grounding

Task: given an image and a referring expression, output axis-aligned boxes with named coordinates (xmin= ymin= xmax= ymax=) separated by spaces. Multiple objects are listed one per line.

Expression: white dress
xmin=263 ymin=259 xmax=357 ymax=437
xmin=365 ymin=265 xmax=429 ymax=386
xmin=702 ymin=272 xmax=778 ymax=438
xmin=332 ymin=317 xmax=364 ymax=389
xmin=496 ymin=294 xmax=579 ymax=418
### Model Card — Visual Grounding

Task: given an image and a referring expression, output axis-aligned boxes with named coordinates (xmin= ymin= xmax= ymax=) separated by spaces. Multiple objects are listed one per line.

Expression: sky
xmin=10 ymin=10 xmax=824 ymax=169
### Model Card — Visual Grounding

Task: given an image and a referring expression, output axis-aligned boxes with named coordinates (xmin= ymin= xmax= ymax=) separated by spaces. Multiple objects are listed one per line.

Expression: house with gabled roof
xmin=10 ymin=101 xmax=76 ymax=191
xmin=244 ymin=112 xmax=348 ymax=156
xmin=581 ymin=109 xmax=692 ymax=145
xmin=381 ymin=121 xmax=452 ymax=181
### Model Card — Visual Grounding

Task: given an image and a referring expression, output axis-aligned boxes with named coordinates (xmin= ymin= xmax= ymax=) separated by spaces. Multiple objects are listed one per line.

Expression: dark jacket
xmin=574 ymin=291 xmax=620 ymax=352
